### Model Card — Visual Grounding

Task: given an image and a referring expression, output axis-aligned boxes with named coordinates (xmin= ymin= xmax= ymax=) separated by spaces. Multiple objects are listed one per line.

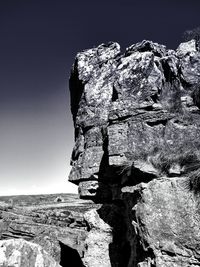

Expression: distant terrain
xmin=0 ymin=193 xmax=97 ymax=213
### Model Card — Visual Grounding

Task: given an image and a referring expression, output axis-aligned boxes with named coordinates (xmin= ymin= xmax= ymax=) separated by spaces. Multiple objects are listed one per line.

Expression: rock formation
xmin=69 ymin=39 xmax=200 ymax=266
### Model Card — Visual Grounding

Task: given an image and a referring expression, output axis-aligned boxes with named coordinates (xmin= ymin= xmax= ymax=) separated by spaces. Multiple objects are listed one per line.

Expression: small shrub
xmin=54 ymin=196 xmax=64 ymax=203
xmin=149 ymin=146 xmax=200 ymax=195
xmin=149 ymin=148 xmax=200 ymax=175
xmin=119 ymin=139 xmax=200 ymax=194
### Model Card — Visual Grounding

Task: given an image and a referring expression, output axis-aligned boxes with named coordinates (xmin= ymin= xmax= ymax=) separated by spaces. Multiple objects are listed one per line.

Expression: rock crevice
xmin=69 ymin=39 xmax=200 ymax=266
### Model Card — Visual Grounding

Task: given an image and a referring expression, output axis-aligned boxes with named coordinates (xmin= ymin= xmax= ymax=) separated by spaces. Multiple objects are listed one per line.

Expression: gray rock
xmin=69 ymin=39 xmax=200 ymax=195
xmin=177 ymin=40 xmax=200 ymax=85
xmin=0 ymin=239 xmax=61 ymax=267
xmin=83 ymin=209 xmax=112 ymax=267
xmin=0 ymin=203 xmax=91 ymax=263
xmin=69 ymin=39 xmax=200 ymax=266
xmin=176 ymin=39 xmax=197 ymax=57
xmin=122 ymin=178 xmax=200 ymax=266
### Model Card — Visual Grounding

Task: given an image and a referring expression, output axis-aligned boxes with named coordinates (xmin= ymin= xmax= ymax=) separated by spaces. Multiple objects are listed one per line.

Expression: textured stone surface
xmin=0 ymin=209 xmax=86 ymax=262
xmin=83 ymin=209 xmax=112 ymax=267
xmin=0 ymin=238 xmax=61 ymax=267
xmin=122 ymin=178 xmax=200 ymax=266
xmin=69 ymin=39 xmax=200 ymax=197
xmin=69 ymin=39 xmax=200 ymax=266
xmin=0 ymin=196 xmax=98 ymax=265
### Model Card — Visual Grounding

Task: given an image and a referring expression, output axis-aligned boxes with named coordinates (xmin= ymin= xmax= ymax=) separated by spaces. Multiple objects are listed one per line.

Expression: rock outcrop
xmin=69 ymin=39 xmax=200 ymax=266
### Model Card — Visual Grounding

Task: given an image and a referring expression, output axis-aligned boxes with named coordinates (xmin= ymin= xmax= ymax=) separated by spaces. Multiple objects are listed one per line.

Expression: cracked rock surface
xmin=0 ymin=195 xmax=98 ymax=266
xmin=69 ymin=39 xmax=200 ymax=266
xmin=0 ymin=239 xmax=61 ymax=267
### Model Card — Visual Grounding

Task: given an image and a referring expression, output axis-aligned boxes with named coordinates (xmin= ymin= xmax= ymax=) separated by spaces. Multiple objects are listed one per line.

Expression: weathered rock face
xmin=69 ymin=39 xmax=200 ymax=266
xmin=0 ymin=239 xmax=61 ymax=267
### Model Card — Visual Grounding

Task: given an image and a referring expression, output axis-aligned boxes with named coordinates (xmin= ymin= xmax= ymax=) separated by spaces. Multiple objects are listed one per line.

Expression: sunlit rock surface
xmin=0 ymin=239 xmax=61 ymax=267
xmin=0 ymin=194 xmax=97 ymax=266
xmin=69 ymin=39 xmax=200 ymax=266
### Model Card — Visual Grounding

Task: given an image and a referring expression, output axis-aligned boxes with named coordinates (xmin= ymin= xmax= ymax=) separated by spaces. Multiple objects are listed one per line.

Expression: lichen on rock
xmin=69 ymin=39 xmax=200 ymax=266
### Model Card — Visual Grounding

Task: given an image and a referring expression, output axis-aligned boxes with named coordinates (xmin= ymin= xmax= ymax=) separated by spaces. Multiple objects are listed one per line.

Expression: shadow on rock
xmin=59 ymin=241 xmax=85 ymax=267
xmin=97 ymin=201 xmax=131 ymax=267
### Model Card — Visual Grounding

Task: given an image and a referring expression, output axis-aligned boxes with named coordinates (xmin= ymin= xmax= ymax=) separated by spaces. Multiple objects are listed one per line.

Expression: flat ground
xmin=0 ymin=193 xmax=98 ymax=213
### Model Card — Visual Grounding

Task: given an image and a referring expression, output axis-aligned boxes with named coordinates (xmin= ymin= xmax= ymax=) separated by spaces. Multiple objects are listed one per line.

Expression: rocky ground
xmin=0 ymin=193 xmax=99 ymax=266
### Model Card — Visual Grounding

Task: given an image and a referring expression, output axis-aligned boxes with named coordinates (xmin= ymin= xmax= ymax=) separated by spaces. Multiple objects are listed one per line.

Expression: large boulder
xmin=69 ymin=39 xmax=200 ymax=266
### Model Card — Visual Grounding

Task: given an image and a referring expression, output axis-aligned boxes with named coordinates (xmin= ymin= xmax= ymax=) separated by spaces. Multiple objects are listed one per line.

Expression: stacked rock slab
xmin=69 ymin=39 xmax=200 ymax=266
xmin=0 ymin=198 xmax=95 ymax=265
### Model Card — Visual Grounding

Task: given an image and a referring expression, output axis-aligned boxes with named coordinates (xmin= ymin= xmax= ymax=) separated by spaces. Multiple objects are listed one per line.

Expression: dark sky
xmin=0 ymin=0 xmax=199 ymax=195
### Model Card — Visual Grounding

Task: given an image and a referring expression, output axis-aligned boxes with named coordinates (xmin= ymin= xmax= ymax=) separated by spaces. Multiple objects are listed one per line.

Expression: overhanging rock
xmin=69 ymin=39 xmax=200 ymax=266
